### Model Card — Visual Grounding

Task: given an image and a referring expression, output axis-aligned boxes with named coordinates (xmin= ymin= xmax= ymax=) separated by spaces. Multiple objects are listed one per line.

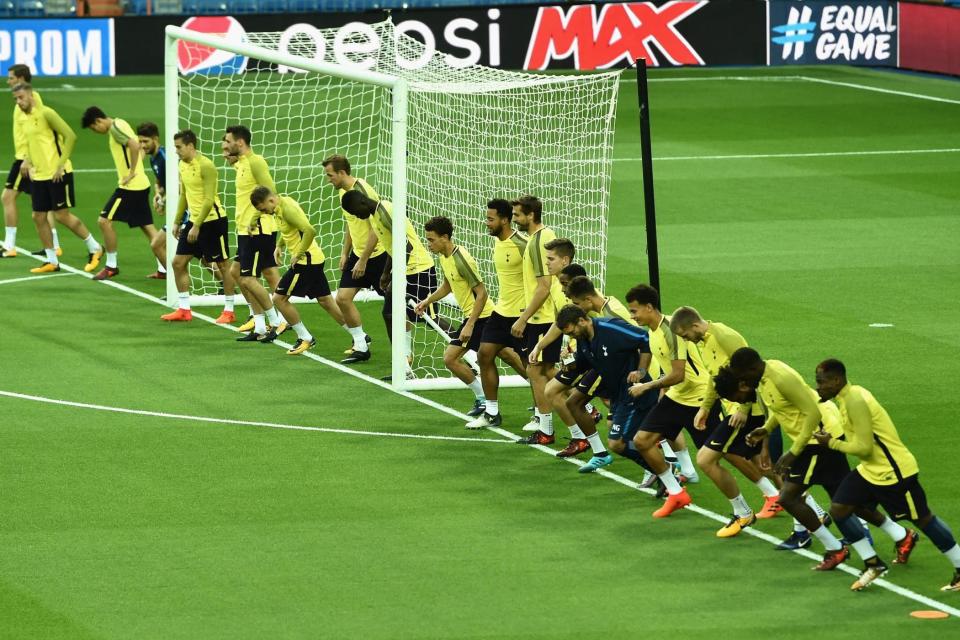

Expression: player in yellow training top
xmin=82 ymin=106 xmax=165 ymax=281
xmin=340 ymin=189 xmax=437 ymax=381
xmin=160 ymin=129 xmax=236 ymax=325
xmin=510 ymin=195 xmax=567 ymax=446
xmin=323 ymin=154 xmax=384 ymax=364
xmin=12 ymin=83 xmax=102 ymax=275
xmin=415 ymin=216 xmax=494 ymax=416
xmin=223 ymin=124 xmax=287 ymax=340
xmin=464 ymin=199 xmax=530 ymax=430
xmin=2 ymin=64 xmax=60 ymax=258
xmin=250 ymin=186 xmax=350 ymax=355
xmin=814 ymin=358 xmax=960 ymax=593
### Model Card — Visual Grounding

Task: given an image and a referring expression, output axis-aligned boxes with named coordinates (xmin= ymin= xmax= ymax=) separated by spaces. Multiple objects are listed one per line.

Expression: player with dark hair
xmin=224 ymin=124 xmax=286 ymax=338
xmin=814 ymin=359 xmax=960 ymax=592
xmin=416 ymin=215 xmax=494 ymax=414
xmin=625 ymin=283 xmax=711 ymax=517
xmin=82 ymin=106 xmax=163 ymax=280
xmin=340 ymin=190 xmax=437 ymax=379
xmin=136 ymin=121 xmax=170 ymax=280
xmin=160 ymin=129 xmax=235 ymax=324
xmin=465 ymin=199 xmax=530 ymax=429
xmin=323 ymin=153 xmax=383 ymax=363
xmin=13 ymin=84 xmax=102 ymax=274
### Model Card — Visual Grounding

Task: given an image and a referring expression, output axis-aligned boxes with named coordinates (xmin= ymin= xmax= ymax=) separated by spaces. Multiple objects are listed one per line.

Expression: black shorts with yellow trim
xmin=575 ymin=368 xmax=607 ymax=399
xmin=5 ymin=160 xmax=30 ymax=193
xmin=480 ymin=311 xmax=522 ymax=352
xmin=339 ymin=251 xmax=388 ymax=293
xmin=785 ymin=444 xmax=850 ymax=490
xmin=638 ymin=395 xmax=720 ymax=449
xmin=833 ymin=469 xmax=930 ymax=522
xmin=555 ymin=358 xmax=591 ymax=387
xmin=100 ymin=187 xmax=153 ymax=228
xmin=176 ymin=217 xmax=229 ymax=263
xmin=30 ymin=173 xmax=75 ymax=212
xmin=703 ymin=413 xmax=766 ymax=458
xmin=276 ymin=260 xmax=332 ymax=299
xmin=450 ymin=316 xmax=489 ymax=353
xmin=383 ymin=266 xmax=438 ymax=322
xmin=523 ymin=322 xmax=562 ymax=364
xmin=238 ymin=232 xmax=278 ymax=277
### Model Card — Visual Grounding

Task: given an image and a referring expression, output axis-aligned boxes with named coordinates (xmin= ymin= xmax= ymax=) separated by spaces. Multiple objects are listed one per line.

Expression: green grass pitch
xmin=1 ymin=65 xmax=959 ymax=638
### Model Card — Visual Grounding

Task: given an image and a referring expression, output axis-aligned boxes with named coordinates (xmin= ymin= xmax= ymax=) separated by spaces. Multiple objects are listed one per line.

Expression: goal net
xmin=167 ymin=21 xmax=620 ymax=390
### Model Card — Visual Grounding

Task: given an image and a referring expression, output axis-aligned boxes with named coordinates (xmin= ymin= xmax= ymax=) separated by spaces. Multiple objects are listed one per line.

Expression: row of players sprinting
xmin=6 ymin=65 xmax=959 ymax=595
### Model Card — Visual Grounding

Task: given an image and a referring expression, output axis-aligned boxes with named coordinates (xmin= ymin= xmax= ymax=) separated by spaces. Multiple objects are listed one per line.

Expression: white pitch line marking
xmin=799 ymin=76 xmax=960 ymax=106
xmin=0 ymin=390 xmax=512 ymax=444
xmin=0 ymin=271 xmax=76 ymax=286
xmin=870 ymin=323 xmax=895 ymax=328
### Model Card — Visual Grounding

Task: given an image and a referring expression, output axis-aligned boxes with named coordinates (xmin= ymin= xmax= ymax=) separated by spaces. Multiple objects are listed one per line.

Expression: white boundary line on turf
xmin=17 ymin=232 xmax=960 ymax=616
xmin=0 ymin=272 xmax=76 ymax=286
xmin=0 ymin=390 xmax=512 ymax=444
xmin=799 ymin=76 xmax=960 ymax=106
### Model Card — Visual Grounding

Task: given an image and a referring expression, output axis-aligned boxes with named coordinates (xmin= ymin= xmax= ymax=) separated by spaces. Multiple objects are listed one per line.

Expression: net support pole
xmin=390 ymin=80 xmax=409 ymax=390
xmin=164 ymin=31 xmax=180 ymax=307
xmin=636 ymin=59 xmax=660 ymax=295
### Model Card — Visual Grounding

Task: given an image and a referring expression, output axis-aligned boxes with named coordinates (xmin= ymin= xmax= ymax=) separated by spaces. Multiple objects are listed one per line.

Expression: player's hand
xmin=745 ymin=427 xmax=768 ymax=447
xmin=172 ymin=224 xmax=181 ymax=240
xmin=693 ymin=407 xmax=708 ymax=431
xmin=20 ymin=161 xmax=31 ymax=178
xmin=527 ymin=345 xmax=541 ymax=365
xmin=757 ymin=448 xmax=773 ymax=472
xmin=729 ymin=411 xmax=747 ymax=429
xmin=352 ymin=258 xmax=367 ymax=279
xmin=813 ymin=428 xmax=832 ymax=446
xmin=187 ymin=225 xmax=200 ymax=243
xmin=628 ymin=383 xmax=650 ymax=398
xmin=773 ymin=452 xmax=797 ymax=477
xmin=120 ymin=173 xmax=134 ymax=187
xmin=52 ymin=167 xmax=65 ymax=183
xmin=380 ymin=273 xmax=391 ymax=293
xmin=627 ymin=368 xmax=646 ymax=384
xmin=338 ymin=254 xmax=347 ymax=272
xmin=152 ymin=193 xmax=164 ymax=213
xmin=459 ymin=323 xmax=473 ymax=345
xmin=273 ymin=247 xmax=282 ymax=264
xmin=291 ymin=252 xmax=303 ymax=265
xmin=510 ymin=318 xmax=526 ymax=338
xmin=413 ymin=300 xmax=428 ymax=316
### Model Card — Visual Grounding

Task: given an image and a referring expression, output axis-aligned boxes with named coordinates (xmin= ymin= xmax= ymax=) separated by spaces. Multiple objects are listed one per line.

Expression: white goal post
xmin=164 ymin=22 xmax=620 ymax=392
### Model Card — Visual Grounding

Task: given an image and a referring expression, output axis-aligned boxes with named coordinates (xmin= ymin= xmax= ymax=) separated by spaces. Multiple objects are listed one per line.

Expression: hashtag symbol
xmin=772 ymin=6 xmax=816 ymax=60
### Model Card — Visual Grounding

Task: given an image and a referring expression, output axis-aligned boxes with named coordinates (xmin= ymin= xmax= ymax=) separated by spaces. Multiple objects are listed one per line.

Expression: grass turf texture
xmin=1 ymin=65 xmax=959 ymax=637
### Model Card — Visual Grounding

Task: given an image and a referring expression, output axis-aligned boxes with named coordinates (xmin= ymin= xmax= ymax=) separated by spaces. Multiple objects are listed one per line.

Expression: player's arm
xmin=174 ymin=184 xmax=187 ymax=233
xmin=284 ymin=201 xmax=316 ymax=264
xmin=519 ymin=275 xmax=552 ymax=326
xmin=193 ymin=161 xmax=217 ymax=226
xmin=818 ymin=393 xmax=873 ymax=457
xmin=245 ymin=156 xmax=276 ymax=230
xmin=778 ymin=375 xmax=822 ymax=457
xmin=529 ymin=323 xmax=563 ymax=363
xmin=340 ymin=221 xmax=353 ymax=270
xmin=115 ymin=129 xmax=142 ymax=186
xmin=627 ymin=329 xmax=652 ymax=382
xmin=43 ymin=108 xmax=76 ymax=180
xmin=414 ymin=278 xmax=451 ymax=315
xmin=13 ymin=117 xmax=28 ymax=159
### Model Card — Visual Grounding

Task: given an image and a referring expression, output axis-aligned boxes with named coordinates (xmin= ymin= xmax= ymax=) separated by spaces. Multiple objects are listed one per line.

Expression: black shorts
xmin=480 ymin=311 xmax=522 ymax=351
xmin=276 ymin=261 xmax=331 ymax=299
xmin=5 ymin=160 xmax=30 ymax=193
xmin=451 ymin=316 xmax=489 ymax=352
xmin=339 ymin=251 xmax=388 ymax=293
xmin=524 ymin=322 xmax=562 ymax=364
xmin=238 ymin=233 xmax=278 ymax=277
xmin=101 ymin=187 xmax=153 ymax=228
xmin=703 ymin=414 xmax=766 ymax=458
xmin=575 ymin=369 xmax=607 ymax=398
xmin=638 ymin=395 xmax=721 ymax=449
xmin=608 ymin=397 xmax=655 ymax=446
xmin=785 ymin=445 xmax=850 ymax=490
xmin=383 ymin=267 xmax=437 ymax=322
xmin=555 ymin=358 xmax=591 ymax=387
xmin=176 ymin=217 xmax=229 ymax=263
xmin=833 ymin=470 xmax=930 ymax=521
xmin=30 ymin=173 xmax=75 ymax=212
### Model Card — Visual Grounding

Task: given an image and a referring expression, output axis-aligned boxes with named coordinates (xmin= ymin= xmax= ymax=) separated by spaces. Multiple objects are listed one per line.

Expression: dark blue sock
xmin=620 ymin=443 xmax=651 ymax=470
xmin=835 ymin=515 xmax=867 ymax=543
xmin=768 ymin=427 xmax=783 ymax=463
xmin=921 ymin=516 xmax=958 ymax=553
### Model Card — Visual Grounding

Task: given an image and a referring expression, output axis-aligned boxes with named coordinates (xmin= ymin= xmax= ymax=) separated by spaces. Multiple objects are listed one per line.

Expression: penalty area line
xmin=0 ymin=390 xmax=513 ymax=445
xmin=18 ymin=251 xmax=960 ymax=617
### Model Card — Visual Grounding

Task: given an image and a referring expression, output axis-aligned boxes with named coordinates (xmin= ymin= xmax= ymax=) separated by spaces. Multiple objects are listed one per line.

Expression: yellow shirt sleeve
xmin=828 ymin=389 xmax=874 ymax=458
xmin=43 ymin=108 xmax=76 ymax=166
xmin=775 ymin=369 xmax=823 ymax=456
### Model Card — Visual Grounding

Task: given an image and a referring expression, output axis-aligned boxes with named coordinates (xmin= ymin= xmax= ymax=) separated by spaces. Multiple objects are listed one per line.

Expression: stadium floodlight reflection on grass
xmin=166 ymin=20 xmax=622 ymax=390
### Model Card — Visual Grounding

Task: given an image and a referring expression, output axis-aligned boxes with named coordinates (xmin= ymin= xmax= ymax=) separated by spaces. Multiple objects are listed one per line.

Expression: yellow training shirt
xmin=830 ymin=384 xmax=919 ymax=486
xmin=234 ymin=152 xmax=277 ymax=236
xmin=647 ymin=314 xmax=708 ymax=407
xmin=698 ymin=322 xmax=763 ymax=417
xmin=439 ymin=245 xmax=493 ymax=319
xmin=13 ymin=89 xmax=42 ymax=160
xmin=20 ymin=105 xmax=74 ymax=181
xmin=178 ymin=154 xmax=225 ymax=226
xmin=275 ymin=195 xmax=324 ymax=266
xmin=107 ymin=118 xmax=150 ymax=190
xmin=338 ymin=178 xmax=384 ymax=259
xmin=492 ymin=231 xmax=527 ymax=317
xmin=757 ymin=359 xmax=844 ymax=455
xmin=521 ymin=226 xmax=564 ymax=325
xmin=369 ymin=200 xmax=434 ymax=275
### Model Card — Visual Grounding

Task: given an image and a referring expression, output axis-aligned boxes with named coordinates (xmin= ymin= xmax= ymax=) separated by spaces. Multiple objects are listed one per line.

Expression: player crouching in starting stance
xmin=250 ymin=186 xmax=349 ymax=355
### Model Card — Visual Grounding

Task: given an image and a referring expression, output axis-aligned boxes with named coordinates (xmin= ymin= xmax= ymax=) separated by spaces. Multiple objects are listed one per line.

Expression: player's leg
xmin=28 ymin=208 xmax=59 ymax=273
xmin=466 ymin=337 xmax=505 ymax=429
xmin=338 ymin=251 xmax=382 ymax=359
xmin=697 ymin=435 xmax=755 ymax=537
xmin=53 ymin=202 xmax=102 ymax=272
xmin=633 ymin=402 xmax=692 ymax=516
xmin=1 ymin=185 xmax=18 ymax=255
xmin=516 ymin=322 xmax=559 ymax=443
xmin=561 ymin=386 xmax=602 ymax=459
xmin=147 ymin=229 xmax=167 ymax=278
xmin=910 ymin=497 xmax=960 ymax=591
xmin=258 ymin=266 xmax=286 ymax=331
xmin=778 ymin=479 xmax=846 ymax=564
xmin=140 ymin=223 xmax=164 ymax=265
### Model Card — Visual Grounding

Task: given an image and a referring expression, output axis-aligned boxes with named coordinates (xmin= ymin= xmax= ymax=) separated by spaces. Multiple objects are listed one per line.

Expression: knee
xmin=442 ymin=351 xmax=459 ymax=370
xmin=32 ymin=211 xmax=45 ymax=222
xmin=97 ymin=216 xmax=109 ymax=228
xmin=633 ymin=432 xmax=655 ymax=452
xmin=696 ymin=449 xmax=717 ymax=469
xmin=608 ymin=440 xmax=626 ymax=454
xmin=477 ymin=347 xmax=495 ymax=367
xmin=2 ymin=189 xmax=15 ymax=206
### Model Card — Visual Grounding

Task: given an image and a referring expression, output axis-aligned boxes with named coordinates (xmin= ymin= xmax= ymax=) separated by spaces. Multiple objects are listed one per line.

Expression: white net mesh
xmin=174 ymin=21 xmax=620 ymax=386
